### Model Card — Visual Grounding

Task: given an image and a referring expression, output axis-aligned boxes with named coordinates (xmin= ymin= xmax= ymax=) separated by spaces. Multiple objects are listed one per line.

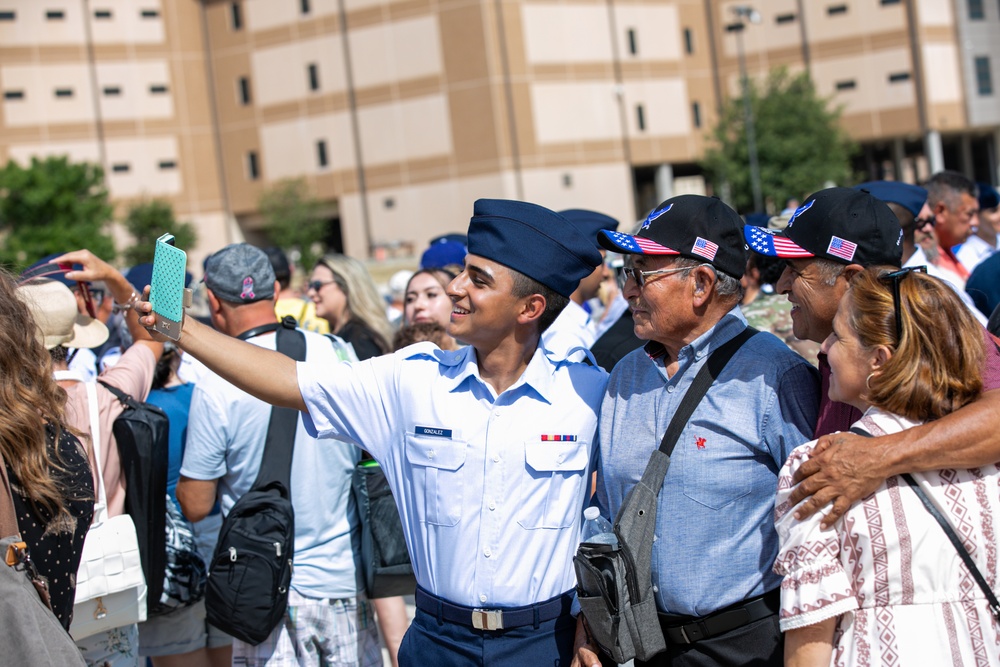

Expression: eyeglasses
xmin=617 ymin=263 xmax=710 ymax=290
xmin=307 ymin=280 xmax=337 ymax=293
xmin=879 ymin=265 xmax=926 ymax=342
xmin=913 ymin=215 xmax=935 ymax=229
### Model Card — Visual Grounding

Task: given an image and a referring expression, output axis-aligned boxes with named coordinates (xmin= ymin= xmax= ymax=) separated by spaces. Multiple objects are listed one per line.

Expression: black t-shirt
xmin=7 ymin=424 xmax=95 ymax=630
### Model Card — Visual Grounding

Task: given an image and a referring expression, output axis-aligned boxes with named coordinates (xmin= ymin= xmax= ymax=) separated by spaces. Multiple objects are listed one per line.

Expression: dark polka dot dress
xmin=6 ymin=424 xmax=95 ymax=631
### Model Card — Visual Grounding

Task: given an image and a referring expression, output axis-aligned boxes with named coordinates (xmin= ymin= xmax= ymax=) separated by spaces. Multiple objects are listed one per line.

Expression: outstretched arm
xmin=136 ymin=297 xmax=306 ymax=412
xmin=790 ymin=389 xmax=1000 ymax=528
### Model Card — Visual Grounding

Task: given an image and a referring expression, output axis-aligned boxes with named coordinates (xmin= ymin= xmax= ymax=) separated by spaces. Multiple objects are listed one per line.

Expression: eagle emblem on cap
xmin=786 ymin=199 xmax=815 ymax=228
xmin=641 ymin=203 xmax=673 ymax=230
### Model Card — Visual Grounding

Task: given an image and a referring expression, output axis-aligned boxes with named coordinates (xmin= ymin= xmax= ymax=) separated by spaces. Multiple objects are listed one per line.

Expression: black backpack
xmin=98 ymin=380 xmax=169 ymax=615
xmin=205 ymin=320 xmax=305 ymax=645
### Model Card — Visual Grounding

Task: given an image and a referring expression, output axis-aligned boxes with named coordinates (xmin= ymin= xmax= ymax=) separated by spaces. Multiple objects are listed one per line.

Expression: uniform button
xmin=494 ymin=410 xmax=501 ymax=417
xmin=493 ymin=454 xmax=501 ymax=463
xmin=480 ymin=594 xmax=488 ymax=603
xmin=488 ymin=501 xmax=496 ymax=511
xmin=428 ymin=450 xmax=435 ymax=459
xmin=484 ymin=548 xmax=492 ymax=558
xmin=557 ymin=454 xmax=564 ymax=463
xmin=667 ymin=385 xmax=675 ymax=393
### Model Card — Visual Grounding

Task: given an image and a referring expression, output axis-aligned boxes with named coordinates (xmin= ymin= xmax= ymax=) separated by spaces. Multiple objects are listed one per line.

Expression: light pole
xmin=727 ymin=5 xmax=763 ymax=213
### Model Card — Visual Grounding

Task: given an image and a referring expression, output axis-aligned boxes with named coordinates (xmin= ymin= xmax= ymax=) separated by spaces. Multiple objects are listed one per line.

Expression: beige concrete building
xmin=1 ymin=0 xmax=998 ymax=263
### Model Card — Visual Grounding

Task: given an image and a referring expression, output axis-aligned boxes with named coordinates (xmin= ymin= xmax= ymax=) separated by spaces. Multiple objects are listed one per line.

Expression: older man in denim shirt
xmin=575 ymin=196 xmax=819 ymax=667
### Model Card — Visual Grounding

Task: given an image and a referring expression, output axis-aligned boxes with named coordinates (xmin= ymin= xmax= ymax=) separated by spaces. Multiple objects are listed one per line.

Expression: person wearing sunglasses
xmin=576 ymin=195 xmax=820 ymax=667
xmin=775 ymin=266 xmax=1000 ymax=665
xmin=308 ymin=254 xmax=392 ymax=361
xmin=743 ymin=186 xmax=1000 ymax=535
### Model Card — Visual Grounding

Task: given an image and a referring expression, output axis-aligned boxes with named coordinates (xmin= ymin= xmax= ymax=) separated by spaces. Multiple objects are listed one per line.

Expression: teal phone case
xmin=151 ymin=233 xmax=187 ymax=340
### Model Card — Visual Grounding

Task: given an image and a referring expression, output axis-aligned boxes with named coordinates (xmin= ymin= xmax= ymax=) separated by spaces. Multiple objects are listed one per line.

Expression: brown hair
xmin=406 ymin=268 xmax=455 ymax=293
xmin=1 ymin=269 xmax=76 ymax=525
xmin=846 ymin=268 xmax=983 ymax=420
xmin=392 ymin=321 xmax=454 ymax=351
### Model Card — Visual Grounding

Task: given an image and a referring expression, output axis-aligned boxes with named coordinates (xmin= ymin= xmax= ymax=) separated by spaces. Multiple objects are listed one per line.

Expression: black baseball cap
xmin=743 ymin=187 xmax=902 ymax=267
xmin=598 ymin=195 xmax=747 ymax=279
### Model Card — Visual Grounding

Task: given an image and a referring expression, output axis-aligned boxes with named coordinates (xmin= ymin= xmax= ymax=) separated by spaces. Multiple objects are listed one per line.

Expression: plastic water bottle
xmin=581 ymin=506 xmax=619 ymax=548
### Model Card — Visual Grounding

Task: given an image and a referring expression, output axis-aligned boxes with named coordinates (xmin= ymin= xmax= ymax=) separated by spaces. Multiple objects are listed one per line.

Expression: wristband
xmin=115 ymin=291 xmax=141 ymax=312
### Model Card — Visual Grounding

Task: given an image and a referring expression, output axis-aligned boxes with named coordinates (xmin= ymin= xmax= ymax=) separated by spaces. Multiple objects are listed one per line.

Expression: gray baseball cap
xmin=204 ymin=243 xmax=276 ymax=304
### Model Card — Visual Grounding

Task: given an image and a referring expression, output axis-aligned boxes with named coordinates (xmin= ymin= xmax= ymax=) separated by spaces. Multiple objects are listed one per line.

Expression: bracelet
xmin=115 ymin=291 xmax=141 ymax=312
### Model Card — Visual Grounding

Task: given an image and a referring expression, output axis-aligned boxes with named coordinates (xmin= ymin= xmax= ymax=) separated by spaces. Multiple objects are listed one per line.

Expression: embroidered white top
xmin=775 ymin=407 xmax=1000 ymax=665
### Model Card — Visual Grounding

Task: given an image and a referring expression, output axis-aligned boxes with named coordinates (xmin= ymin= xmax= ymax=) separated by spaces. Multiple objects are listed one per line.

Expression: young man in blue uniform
xmin=140 ymin=199 xmax=608 ymax=666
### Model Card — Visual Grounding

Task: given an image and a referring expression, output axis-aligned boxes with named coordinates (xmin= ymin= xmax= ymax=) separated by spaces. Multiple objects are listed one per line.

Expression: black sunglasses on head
xmin=879 ymin=265 xmax=926 ymax=342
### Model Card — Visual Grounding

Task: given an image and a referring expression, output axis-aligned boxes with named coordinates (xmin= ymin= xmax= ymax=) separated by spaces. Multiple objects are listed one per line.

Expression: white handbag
xmin=69 ymin=378 xmax=147 ymax=640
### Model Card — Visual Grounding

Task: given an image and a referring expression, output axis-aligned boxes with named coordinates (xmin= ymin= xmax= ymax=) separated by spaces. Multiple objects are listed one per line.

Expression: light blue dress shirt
xmin=596 ymin=308 xmax=819 ymax=617
xmin=298 ymin=342 xmax=608 ymax=608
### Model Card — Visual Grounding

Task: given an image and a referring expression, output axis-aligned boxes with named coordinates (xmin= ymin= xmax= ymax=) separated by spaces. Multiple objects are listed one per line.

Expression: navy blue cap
xmin=855 ymin=181 xmax=927 ymax=218
xmin=977 ymin=182 xmax=999 ymax=211
xmin=558 ymin=209 xmax=619 ymax=250
xmin=126 ymin=263 xmax=192 ymax=292
xmin=467 ymin=199 xmax=602 ymax=297
xmin=23 ymin=253 xmax=81 ymax=287
xmin=420 ymin=239 xmax=467 ymax=270
xmin=599 ymin=195 xmax=748 ymax=279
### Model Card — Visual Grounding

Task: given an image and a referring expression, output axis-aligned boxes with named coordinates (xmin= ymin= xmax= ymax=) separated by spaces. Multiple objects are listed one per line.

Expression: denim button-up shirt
xmin=596 ymin=308 xmax=819 ymax=617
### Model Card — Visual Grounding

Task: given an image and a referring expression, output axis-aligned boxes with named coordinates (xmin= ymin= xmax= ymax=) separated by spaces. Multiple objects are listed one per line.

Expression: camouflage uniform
xmin=741 ymin=290 xmax=820 ymax=367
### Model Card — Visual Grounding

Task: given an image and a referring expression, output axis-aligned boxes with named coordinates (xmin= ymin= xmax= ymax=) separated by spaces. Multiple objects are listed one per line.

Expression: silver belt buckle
xmin=472 ymin=609 xmax=504 ymax=630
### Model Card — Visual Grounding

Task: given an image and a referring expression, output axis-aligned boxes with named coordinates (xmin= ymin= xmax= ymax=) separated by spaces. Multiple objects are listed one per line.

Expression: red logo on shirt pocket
xmin=695 ymin=436 xmax=706 ymax=450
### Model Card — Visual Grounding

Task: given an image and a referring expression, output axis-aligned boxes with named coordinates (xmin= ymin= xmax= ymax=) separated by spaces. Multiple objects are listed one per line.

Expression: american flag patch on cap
xmin=691 ymin=237 xmax=718 ymax=261
xmin=827 ymin=235 xmax=858 ymax=262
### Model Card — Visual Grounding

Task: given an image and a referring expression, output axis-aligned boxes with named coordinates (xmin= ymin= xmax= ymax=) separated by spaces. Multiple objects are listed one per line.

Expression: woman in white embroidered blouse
xmin=774 ymin=267 xmax=1000 ymax=666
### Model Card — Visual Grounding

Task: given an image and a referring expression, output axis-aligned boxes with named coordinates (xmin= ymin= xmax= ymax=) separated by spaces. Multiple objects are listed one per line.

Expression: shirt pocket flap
xmin=524 ymin=441 xmax=590 ymax=473
xmin=404 ymin=434 xmax=467 ymax=470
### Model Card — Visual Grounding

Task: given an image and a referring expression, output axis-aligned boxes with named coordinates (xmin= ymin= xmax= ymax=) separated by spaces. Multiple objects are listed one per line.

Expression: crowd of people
xmin=3 ymin=170 xmax=1000 ymax=667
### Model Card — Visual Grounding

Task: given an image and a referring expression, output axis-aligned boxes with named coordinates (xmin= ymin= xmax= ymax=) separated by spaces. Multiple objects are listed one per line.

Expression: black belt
xmin=414 ymin=587 xmax=574 ymax=631
xmin=659 ymin=589 xmax=780 ymax=645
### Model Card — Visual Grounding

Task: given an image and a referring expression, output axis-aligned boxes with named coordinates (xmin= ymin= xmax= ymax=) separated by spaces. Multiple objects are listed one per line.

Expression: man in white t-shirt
xmin=176 ymin=244 xmax=380 ymax=667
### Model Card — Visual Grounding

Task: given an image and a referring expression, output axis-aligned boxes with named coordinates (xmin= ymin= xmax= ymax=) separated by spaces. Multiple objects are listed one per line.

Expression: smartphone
xmin=150 ymin=233 xmax=187 ymax=340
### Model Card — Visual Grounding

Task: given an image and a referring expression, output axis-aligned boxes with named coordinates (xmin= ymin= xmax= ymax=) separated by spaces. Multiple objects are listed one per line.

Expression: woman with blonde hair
xmin=309 ymin=254 xmax=392 ymax=360
xmin=2 ymin=267 xmax=94 ymax=632
xmin=775 ymin=267 xmax=1000 ymax=665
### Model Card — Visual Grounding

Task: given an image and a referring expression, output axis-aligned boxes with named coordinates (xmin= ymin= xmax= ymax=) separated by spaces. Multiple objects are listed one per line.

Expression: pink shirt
xmin=62 ymin=345 xmax=156 ymax=517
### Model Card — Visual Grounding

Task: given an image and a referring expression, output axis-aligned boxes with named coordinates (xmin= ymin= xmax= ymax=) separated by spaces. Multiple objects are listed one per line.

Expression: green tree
xmin=259 ymin=178 xmax=327 ymax=271
xmin=702 ymin=68 xmax=857 ymax=214
xmin=0 ymin=156 xmax=116 ymax=268
xmin=121 ymin=199 xmax=198 ymax=266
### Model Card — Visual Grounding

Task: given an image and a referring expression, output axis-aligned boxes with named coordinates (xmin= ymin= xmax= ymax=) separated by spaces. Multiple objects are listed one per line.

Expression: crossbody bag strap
xmin=0 ymin=450 xmax=21 ymax=539
xmin=250 ymin=319 xmax=307 ymax=491
xmin=849 ymin=426 xmax=1000 ymax=622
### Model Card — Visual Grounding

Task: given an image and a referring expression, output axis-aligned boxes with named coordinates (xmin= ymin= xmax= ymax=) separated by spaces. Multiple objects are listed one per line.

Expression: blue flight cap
xmin=126 ymin=262 xmax=192 ymax=293
xmin=467 ymin=199 xmax=603 ymax=297
xmin=977 ymin=182 xmax=999 ymax=211
xmin=854 ymin=181 xmax=927 ymax=218
xmin=558 ymin=209 xmax=619 ymax=250
xmin=420 ymin=239 xmax=467 ymax=270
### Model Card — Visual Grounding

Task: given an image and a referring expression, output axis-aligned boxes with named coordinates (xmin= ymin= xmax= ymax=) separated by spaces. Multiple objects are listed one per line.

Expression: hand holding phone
xmin=150 ymin=233 xmax=187 ymax=340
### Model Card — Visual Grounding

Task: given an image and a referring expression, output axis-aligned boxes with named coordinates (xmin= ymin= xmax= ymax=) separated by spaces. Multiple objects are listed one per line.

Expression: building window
xmin=775 ymin=13 xmax=796 ymax=24
xmin=141 ymin=9 xmax=159 ymax=18
xmin=111 ymin=163 xmax=130 ymax=173
xmin=230 ymin=2 xmax=242 ymax=30
xmin=968 ymin=0 xmax=985 ymax=19
xmin=307 ymin=63 xmax=319 ymax=91
xmin=683 ymin=28 xmax=693 ymax=54
xmin=0 ymin=11 xmax=15 ymax=20
xmin=835 ymin=79 xmax=856 ymax=91
xmin=316 ymin=140 xmax=328 ymax=168
xmin=880 ymin=0 xmax=901 ymax=4
xmin=636 ymin=104 xmax=646 ymax=131
xmin=238 ymin=76 xmax=251 ymax=105
xmin=692 ymin=101 xmax=701 ymax=128
xmin=827 ymin=4 xmax=848 ymax=15
xmin=3 ymin=90 xmax=24 ymax=100
xmin=149 ymin=84 xmax=169 ymax=94
xmin=301 ymin=0 xmax=311 ymax=14
xmin=46 ymin=10 xmax=65 ymax=19
xmin=626 ymin=29 xmax=637 ymax=55
xmin=93 ymin=9 xmax=112 ymax=19
xmin=975 ymin=56 xmax=993 ymax=95
xmin=103 ymin=86 xmax=121 ymax=96
xmin=158 ymin=160 xmax=177 ymax=170
xmin=888 ymin=72 xmax=910 ymax=83
xmin=247 ymin=151 xmax=259 ymax=180
xmin=54 ymin=88 xmax=74 ymax=97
